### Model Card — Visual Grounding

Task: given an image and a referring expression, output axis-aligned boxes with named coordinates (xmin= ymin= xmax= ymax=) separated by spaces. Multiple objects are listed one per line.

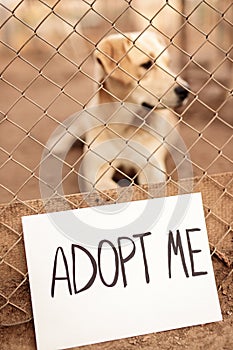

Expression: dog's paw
xmin=46 ymin=132 xmax=77 ymax=157
xmin=45 ymin=137 xmax=67 ymax=157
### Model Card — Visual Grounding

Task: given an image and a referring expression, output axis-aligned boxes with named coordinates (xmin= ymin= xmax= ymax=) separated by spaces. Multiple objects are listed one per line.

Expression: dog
xmin=48 ymin=31 xmax=189 ymax=192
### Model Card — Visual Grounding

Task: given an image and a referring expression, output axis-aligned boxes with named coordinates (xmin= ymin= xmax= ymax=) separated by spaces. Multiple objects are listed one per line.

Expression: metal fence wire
xmin=0 ymin=0 xmax=232 ymax=329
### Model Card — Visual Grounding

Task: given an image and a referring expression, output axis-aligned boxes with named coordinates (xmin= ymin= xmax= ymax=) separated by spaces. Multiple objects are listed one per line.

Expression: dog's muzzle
xmin=141 ymin=84 xmax=190 ymax=110
xmin=174 ymin=85 xmax=189 ymax=103
xmin=141 ymin=102 xmax=154 ymax=110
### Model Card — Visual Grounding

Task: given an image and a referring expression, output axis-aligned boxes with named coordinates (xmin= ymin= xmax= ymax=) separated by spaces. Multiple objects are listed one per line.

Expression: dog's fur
xmin=49 ymin=31 xmax=189 ymax=191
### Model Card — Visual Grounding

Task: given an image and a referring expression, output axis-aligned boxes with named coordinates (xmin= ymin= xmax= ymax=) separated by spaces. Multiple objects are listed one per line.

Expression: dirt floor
xmin=0 ymin=20 xmax=233 ymax=350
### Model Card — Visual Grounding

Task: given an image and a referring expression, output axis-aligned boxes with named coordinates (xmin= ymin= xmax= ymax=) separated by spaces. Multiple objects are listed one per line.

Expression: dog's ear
xmin=94 ymin=35 xmax=132 ymax=84
xmin=94 ymin=39 xmax=115 ymax=74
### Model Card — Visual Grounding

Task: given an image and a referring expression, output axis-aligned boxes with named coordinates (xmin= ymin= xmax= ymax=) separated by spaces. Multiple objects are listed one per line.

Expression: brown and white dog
xmin=48 ymin=31 xmax=189 ymax=191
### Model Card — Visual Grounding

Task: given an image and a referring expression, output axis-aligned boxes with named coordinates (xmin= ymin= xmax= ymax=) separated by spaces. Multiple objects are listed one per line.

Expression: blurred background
xmin=0 ymin=0 xmax=232 ymax=203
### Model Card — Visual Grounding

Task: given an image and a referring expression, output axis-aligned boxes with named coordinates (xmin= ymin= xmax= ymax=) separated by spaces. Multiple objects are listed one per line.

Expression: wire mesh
xmin=0 ymin=0 xmax=232 ymax=329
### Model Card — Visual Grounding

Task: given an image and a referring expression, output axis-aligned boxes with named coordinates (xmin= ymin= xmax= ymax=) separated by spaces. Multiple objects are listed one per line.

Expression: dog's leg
xmin=46 ymin=109 xmax=101 ymax=157
xmin=137 ymin=159 xmax=166 ymax=185
xmin=47 ymin=130 xmax=79 ymax=157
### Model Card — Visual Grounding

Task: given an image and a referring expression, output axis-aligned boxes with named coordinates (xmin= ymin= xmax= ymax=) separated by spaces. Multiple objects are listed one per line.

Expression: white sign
xmin=22 ymin=193 xmax=222 ymax=350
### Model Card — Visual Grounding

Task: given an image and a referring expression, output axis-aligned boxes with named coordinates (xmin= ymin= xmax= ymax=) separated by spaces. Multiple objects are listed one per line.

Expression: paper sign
xmin=22 ymin=193 xmax=222 ymax=350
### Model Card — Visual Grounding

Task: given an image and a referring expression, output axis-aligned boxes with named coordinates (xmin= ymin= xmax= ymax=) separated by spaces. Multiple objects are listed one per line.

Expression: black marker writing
xmin=72 ymin=244 xmax=97 ymax=294
xmin=51 ymin=232 xmax=152 ymax=297
xmin=168 ymin=230 xmax=189 ymax=278
xmin=186 ymin=228 xmax=208 ymax=277
xmin=98 ymin=239 xmax=119 ymax=287
xmin=133 ymin=232 xmax=152 ymax=283
xmin=168 ymin=228 xmax=208 ymax=278
xmin=51 ymin=247 xmax=72 ymax=298
xmin=118 ymin=236 xmax=136 ymax=287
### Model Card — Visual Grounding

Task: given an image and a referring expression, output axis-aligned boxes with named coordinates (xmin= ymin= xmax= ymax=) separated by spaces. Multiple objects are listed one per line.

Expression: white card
xmin=22 ymin=193 xmax=222 ymax=350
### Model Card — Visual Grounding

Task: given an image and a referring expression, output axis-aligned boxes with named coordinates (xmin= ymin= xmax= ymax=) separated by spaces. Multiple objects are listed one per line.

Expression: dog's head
xmin=95 ymin=31 xmax=189 ymax=109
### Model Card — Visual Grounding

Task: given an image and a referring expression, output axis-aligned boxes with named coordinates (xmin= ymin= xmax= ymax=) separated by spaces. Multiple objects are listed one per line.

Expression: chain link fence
xmin=0 ymin=0 xmax=232 ymax=344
